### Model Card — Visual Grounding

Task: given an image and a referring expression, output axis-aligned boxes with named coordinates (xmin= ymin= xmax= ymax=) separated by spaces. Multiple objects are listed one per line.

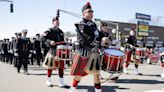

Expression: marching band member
xmin=42 ymin=15 xmax=69 ymax=88
xmin=124 ymin=30 xmax=142 ymax=75
xmin=160 ymin=52 xmax=164 ymax=79
xmin=161 ymin=63 xmax=164 ymax=79
xmin=99 ymin=22 xmax=112 ymax=49
xmin=68 ymin=2 xmax=102 ymax=92
xmin=13 ymin=33 xmax=19 ymax=67
xmin=0 ymin=40 xmax=3 ymax=61
xmin=8 ymin=37 xmax=15 ymax=65
xmin=33 ymin=34 xmax=42 ymax=66
xmin=16 ymin=30 xmax=30 ymax=75
xmin=2 ymin=39 xmax=9 ymax=63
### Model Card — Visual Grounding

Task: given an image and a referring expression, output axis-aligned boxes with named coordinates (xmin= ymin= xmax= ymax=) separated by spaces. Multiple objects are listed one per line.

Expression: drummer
xmin=99 ymin=22 xmax=112 ymax=49
xmin=124 ymin=29 xmax=142 ymax=75
xmin=160 ymin=52 xmax=164 ymax=79
xmin=42 ymin=15 xmax=69 ymax=88
xmin=161 ymin=63 xmax=164 ymax=79
xmin=68 ymin=2 xmax=102 ymax=92
xmin=100 ymin=22 xmax=125 ymax=81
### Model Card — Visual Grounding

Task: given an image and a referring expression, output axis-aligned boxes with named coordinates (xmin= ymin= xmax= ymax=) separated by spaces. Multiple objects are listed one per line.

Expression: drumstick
xmin=55 ymin=41 xmax=65 ymax=45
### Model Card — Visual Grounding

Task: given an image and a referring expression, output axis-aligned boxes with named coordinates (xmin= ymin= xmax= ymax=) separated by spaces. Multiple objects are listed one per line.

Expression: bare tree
xmin=64 ymin=31 xmax=76 ymax=37
xmin=151 ymin=16 xmax=163 ymax=26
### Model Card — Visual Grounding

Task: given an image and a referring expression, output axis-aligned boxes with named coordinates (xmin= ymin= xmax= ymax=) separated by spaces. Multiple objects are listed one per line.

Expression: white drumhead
xmin=104 ymin=49 xmax=125 ymax=56
xmin=136 ymin=48 xmax=146 ymax=51
xmin=136 ymin=48 xmax=141 ymax=51
xmin=57 ymin=45 xmax=72 ymax=49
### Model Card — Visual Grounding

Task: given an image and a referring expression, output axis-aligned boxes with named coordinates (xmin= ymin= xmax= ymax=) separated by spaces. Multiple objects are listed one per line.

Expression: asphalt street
xmin=0 ymin=61 xmax=164 ymax=92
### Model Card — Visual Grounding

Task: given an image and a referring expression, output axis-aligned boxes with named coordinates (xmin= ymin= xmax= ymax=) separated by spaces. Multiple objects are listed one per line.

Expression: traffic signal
xmin=10 ymin=3 xmax=13 ymax=13
xmin=57 ymin=9 xmax=60 ymax=17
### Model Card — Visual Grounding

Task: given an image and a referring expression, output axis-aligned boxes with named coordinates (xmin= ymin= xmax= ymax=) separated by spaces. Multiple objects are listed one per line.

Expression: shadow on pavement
xmin=115 ymin=79 xmax=164 ymax=84
xmin=77 ymin=85 xmax=129 ymax=92
xmin=28 ymin=73 xmax=58 ymax=76
xmin=28 ymin=73 xmax=70 ymax=76
xmin=142 ymin=74 xmax=161 ymax=77
xmin=28 ymin=68 xmax=46 ymax=71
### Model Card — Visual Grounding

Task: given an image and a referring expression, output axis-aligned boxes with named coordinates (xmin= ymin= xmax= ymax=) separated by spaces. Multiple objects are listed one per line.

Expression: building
xmin=97 ymin=20 xmax=164 ymax=48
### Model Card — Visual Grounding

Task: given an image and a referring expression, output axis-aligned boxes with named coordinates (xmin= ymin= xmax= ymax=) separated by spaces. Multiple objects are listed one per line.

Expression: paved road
xmin=0 ymin=61 xmax=164 ymax=92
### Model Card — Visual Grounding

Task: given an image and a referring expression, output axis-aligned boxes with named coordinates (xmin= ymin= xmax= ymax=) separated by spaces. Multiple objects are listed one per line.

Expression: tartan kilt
xmin=43 ymin=53 xmax=64 ymax=70
xmin=70 ymin=53 xmax=89 ymax=76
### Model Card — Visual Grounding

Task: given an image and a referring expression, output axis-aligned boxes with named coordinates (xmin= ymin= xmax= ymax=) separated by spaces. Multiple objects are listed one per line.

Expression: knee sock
xmin=47 ymin=69 xmax=52 ymax=77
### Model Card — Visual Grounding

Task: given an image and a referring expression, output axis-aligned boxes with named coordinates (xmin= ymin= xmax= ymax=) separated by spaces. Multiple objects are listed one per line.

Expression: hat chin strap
xmin=53 ymin=25 xmax=59 ymax=28
xmin=83 ymin=16 xmax=92 ymax=21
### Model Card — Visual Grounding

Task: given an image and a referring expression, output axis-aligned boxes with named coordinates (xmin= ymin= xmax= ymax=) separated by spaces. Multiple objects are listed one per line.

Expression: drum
xmin=56 ymin=45 xmax=72 ymax=61
xmin=136 ymin=48 xmax=147 ymax=59
xmin=102 ymin=49 xmax=125 ymax=73
xmin=109 ymin=46 xmax=120 ymax=50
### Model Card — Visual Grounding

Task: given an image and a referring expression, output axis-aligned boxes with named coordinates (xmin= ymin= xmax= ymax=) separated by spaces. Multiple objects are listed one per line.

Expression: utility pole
xmin=0 ymin=0 xmax=14 ymax=13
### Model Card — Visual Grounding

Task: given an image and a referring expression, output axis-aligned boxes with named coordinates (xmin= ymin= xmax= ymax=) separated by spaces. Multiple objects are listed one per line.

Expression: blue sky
xmin=0 ymin=0 xmax=164 ymax=40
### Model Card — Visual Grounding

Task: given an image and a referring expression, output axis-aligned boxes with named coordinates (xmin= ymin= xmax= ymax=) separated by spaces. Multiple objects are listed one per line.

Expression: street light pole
xmin=107 ymin=21 xmax=119 ymax=41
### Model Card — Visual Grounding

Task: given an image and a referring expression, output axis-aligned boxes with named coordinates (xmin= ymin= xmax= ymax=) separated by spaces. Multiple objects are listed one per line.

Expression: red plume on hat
xmin=82 ymin=2 xmax=92 ymax=13
xmin=86 ymin=2 xmax=90 ymax=5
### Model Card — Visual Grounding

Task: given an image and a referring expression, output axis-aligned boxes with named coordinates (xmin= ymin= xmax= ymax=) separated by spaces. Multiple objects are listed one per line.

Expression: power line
xmin=0 ymin=0 xmax=13 ymax=3
xmin=58 ymin=9 xmax=82 ymax=19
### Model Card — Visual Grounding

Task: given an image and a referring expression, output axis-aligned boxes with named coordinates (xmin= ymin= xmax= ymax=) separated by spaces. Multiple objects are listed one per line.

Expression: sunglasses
xmin=86 ymin=10 xmax=94 ymax=13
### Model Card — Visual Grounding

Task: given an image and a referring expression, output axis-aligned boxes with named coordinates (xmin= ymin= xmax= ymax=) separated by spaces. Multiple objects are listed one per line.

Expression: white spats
xmin=46 ymin=77 xmax=52 ymax=87
xmin=161 ymin=72 xmax=164 ymax=79
xmin=59 ymin=77 xmax=65 ymax=87
xmin=123 ymin=67 xmax=128 ymax=74
xmin=68 ymin=86 xmax=80 ymax=92
xmin=95 ymin=88 xmax=102 ymax=92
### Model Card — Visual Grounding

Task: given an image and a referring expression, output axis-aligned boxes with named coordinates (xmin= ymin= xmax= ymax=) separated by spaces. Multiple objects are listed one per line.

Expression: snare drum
xmin=56 ymin=45 xmax=72 ymax=61
xmin=102 ymin=49 xmax=125 ymax=73
xmin=136 ymin=48 xmax=146 ymax=59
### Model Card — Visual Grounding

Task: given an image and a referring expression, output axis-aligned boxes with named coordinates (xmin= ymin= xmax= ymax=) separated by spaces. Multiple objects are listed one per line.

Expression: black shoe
xmin=135 ymin=73 xmax=143 ymax=75
xmin=124 ymin=72 xmax=129 ymax=75
xmin=24 ymin=71 xmax=29 ymax=75
xmin=59 ymin=85 xmax=70 ymax=89
xmin=110 ymin=77 xmax=119 ymax=80
xmin=17 ymin=70 xmax=20 ymax=73
xmin=138 ymin=73 xmax=143 ymax=75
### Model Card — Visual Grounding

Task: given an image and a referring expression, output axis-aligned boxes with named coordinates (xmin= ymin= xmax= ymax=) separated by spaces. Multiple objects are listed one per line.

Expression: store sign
xmin=137 ymin=21 xmax=149 ymax=36
xmin=136 ymin=13 xmax=151 ymax=20
xmin=149 ymin=30 xmax=155 ymax=33
xmin=146 ymin=43 xmax=154 ymax=47
xmin=124 ymin=28 xmax=131 ymax=31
